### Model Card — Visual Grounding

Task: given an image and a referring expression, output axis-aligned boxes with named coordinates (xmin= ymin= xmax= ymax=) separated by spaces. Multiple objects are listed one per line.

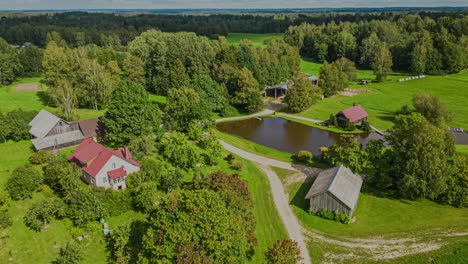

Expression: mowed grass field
xmin=226 ymin=33 xmax=284 ymax=47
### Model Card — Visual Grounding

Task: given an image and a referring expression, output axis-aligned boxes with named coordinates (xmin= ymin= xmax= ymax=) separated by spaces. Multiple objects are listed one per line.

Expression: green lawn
xmin=226 ymin=33 xmax=284 ymax=47
xmin=0 ymin=140 xmax=33 ymax=186
xmin=456 ymin=145 xmax=468 ymax=156
xmin=298 ymin=72 xmax=468 ymax=130
xmin=0 ymin=77 xmax=104 ymax=120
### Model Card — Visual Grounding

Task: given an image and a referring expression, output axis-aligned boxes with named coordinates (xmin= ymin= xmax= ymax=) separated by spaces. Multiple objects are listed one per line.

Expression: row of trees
xmin=325 ymin=94 xmax=466 ymax=207
xmin=0 ymin=37 xmax=42 ymax=85
xmin=285 ymin=14 xmax=468 ymax=75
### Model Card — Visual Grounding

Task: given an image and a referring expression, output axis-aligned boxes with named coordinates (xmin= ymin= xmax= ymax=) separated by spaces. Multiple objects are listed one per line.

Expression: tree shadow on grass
xmin=36 ymin=91 xmax=53 ymax=107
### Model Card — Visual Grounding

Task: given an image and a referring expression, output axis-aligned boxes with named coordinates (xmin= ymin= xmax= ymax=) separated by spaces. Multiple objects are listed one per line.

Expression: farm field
xmin=226 ymin=33 xmax=284 ymax=47
xmin=273 ymin=167 xmax=468 ymax=263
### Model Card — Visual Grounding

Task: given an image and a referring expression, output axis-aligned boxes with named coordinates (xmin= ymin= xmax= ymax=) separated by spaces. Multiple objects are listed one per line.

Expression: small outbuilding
xmin=305 ymin=165 xmax=363 ymax=217
xmin=336 ymin=104 xmax=368 ymax=127
xmin=264 ymin=81 xmax=288 ymax=98
xmin=305 ymin=73 xmax=319 ymax=86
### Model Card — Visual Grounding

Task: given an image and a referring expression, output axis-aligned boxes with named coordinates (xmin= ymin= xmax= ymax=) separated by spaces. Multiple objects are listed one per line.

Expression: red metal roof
xmin=68 ymin=138 xmax=141 ymax=177
xmin=340 ymin=105 xmax=368 ymax=123
xmin=107 ymin=168 xmax=127 ymax=179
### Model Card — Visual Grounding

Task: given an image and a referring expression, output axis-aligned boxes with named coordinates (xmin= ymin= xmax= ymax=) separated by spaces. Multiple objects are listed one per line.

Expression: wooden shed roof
xmin=28 ymin=109 xmax=63 ymax=138
xmin=306 ymin=165 xmax=363 ymax=211
xmin=31 ymin=130 xmax=85 ymax=150
xmin=266 ymin=81 xmax=288 ymax=90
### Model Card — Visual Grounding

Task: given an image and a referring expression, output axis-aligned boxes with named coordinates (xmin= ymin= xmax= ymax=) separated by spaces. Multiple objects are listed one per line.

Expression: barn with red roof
xmin=68 ymin=138 xmax=142 ymax=190
xmin=336 ymin=104 xmax=368 ymax=127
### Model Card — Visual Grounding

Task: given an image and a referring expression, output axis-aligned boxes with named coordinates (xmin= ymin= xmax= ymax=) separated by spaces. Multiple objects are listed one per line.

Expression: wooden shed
xmin=264 ymin=81 xmax=288 ymax=98
xmin=336 ymin=104 xmax=368 ymax=127
xmin=305 ymin=165 xmax=363 ymax=217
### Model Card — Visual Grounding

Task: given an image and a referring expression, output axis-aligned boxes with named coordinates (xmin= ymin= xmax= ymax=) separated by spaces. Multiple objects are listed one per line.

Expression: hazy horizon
xmin=2 ymin=0 xmax=468 ymax=11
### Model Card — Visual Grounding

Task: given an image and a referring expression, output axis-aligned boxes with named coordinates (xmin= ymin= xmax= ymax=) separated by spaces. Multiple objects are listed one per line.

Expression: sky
xmin=1 ymin=0 xmax=467 ymax=10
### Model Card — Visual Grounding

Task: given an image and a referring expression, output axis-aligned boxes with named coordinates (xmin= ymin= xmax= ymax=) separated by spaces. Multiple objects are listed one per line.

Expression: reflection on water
xmin=217 ymin=117 xmax=385 ymax=155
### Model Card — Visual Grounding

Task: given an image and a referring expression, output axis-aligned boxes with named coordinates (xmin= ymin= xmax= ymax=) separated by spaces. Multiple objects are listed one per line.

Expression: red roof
xmin=68 ymin=138 xmax=141 ymax=177
xmin=340 ymin=105 xmax=368 ymax=123
xmin=107 ymin=168 xmax=127 ymax=179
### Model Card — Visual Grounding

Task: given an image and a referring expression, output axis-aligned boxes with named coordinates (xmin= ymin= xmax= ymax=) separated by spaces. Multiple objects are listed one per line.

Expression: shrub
xmin=359 ymin=120 xmax=371 ymax=132
xmin=0 ymin=210 xmax=12 ymax=230
xmin=220 ymin=105 xmax=239 ymax=117
xmin=315 ymin=209 xmax=350 ymax=224
xmin=297 ymin=150 xmax=312 ymax=163
xmin=329 ymin=114 xmax=338 ymax=127
xmin=230 ymin=160 xmax=245 ymax=170
xmin=6 ymin=165 xmax=43 ymax=200
xmin=30 ymin=150 xmax=55 ymax=165
xmin=343 ymin=118 xmax=356 ymax=131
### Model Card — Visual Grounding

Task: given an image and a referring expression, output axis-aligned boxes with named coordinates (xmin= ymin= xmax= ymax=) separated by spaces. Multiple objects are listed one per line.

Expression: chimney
xmin=353 ymin=103 xmax=356 ymax=107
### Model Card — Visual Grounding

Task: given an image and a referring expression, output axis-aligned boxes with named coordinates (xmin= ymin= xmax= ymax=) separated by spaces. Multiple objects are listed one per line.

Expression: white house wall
xmin=93 ymin=155 xmax=140 ymax=190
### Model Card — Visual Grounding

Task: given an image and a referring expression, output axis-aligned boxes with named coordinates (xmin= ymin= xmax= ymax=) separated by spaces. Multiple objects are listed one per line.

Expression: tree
xmin=54 ymin=242 xmax=82 ymax=264
xmin=387 ymin=113 xmax=455 ymax=199
xmin=128 ymin=135 xmax=158 ymax=160
xmin=360 ymin=32 xmax=381 ymax=67
xmin=0 ymin=189 xmax=10 ymax=211
xmin=319 ymin=61 xmax=348 ymax=97
xmin=361 ymin=139 xmax=396 ymax=192
xmin=328 ymin=114 xmax=338 ymax=127
xmin=160 ymin=169 xmax=184 ymax=193
xmin=131 ymin=181 xmax=162 ymax=212
xmin=443 ymin=156 xmax=468 ymax=208
xmin=412 ymin=94 xmax=453 ymax=127
xmin=46 ymin=31 xmax=67 ymax=47
xmin=42 ymin=41 xmax=73 ymax=87
xmin=371 ymin=42 xmax=393 ymax=82
xmin=265 ymin=239 xmax=302 ymax=264
xmin=24 ymin=198 xmax=65 ymax=231
xmin=123 ymin=55 xmax=145 ymax=86
xmin=52 ymin=80 xmax=78 ymax=120
xmin=138 ymin=190 xmax=255 ymax=263
xmin=284 ymin=73 xmax=321 ymax=113
xmin=168 ymin=58 xmax=189 ymax=90
xmin=107 ymin=60 xmax=122 ymax=75
xmin=43 ymin=159 xmax=82 ymax=198
xmin=0 ymin=210 xmax=12 ymax=230
xmin=6 ymin=165 xmax=43 ymax=200
xmin=161 ymin=132 xmax=202 ymax=170
xmin=165 ymin=88 xmax=211 ymax=131
xmin=0 ymin=37 xmax=22 ymax=85
xmin=18 ymin=45 xmax=43 ymax=77
xmin=343 ymin=118 xmax=356 ymax=131
xmin=102 ymin=80 xmax=163 ymax=146
xmin=190 ymin=75 xmax=229 ymax=113
xmin=334 ymin=57 xmax=357 ymax=82
xmin=77 ymin=58 xmax=115 ymax=110
xmin=325 ymin=135 xmax=363 ymax=173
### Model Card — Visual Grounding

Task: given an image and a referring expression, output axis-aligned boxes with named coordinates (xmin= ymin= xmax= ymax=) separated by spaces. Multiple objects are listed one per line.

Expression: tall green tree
xmin=54 ymin=242 xmax=82 ymax=264
xmin=24 ymin=198 xmax=65 ymax=231
xmin=387 ymin=113 xmax=455 ymax=199
xmin=6 ymin=165 xmax=43 ymax=200
xmin=77 ymin=58 xmax=114 ymax=110
xmin=319 ymin=61 xmax=348 ymax=97
xmin=359 ymin=32 xmax=381 ymax=68
xmin=53 ymin=80 xmax=78 ymax=120
xmin=190 ymin=75 xmax=229 ymax=113
xmin=161 ymin=132 xmax=202 ymax=170
xmin=102 ymin=80 xmax=162 ymax=146
xmin=371 ymin=42 xmax=393 ymax=82
xmin=325 ymin=135 xmax=363 ymax=173
xmin=123 ymin=55 xmax=146 ymax=87
xmin=165 ymin=88 xmax=211 ymax=131
xmin=412 ymin=94 xmax=453 ymax=127
xmin=284 ymin=73 xmax=321 ymax=113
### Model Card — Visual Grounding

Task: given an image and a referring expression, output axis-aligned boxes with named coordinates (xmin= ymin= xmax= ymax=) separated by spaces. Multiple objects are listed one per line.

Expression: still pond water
xmin=217 ymin=117 xmax=385 ymax=156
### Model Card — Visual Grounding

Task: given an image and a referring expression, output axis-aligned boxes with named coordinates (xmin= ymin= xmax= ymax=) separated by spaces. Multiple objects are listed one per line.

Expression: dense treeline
xmin=285 ymin=14 xmax=468 ymax=75
xmin=1 ymin=11 xmax=466 ymax=47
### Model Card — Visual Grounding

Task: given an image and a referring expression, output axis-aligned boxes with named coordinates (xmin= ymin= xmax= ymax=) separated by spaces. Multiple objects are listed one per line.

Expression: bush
xmin=315 ymin=209 xmax=350 ymax=224
xmin=359 ymin=120 xmax=371 ymax=132
xmin=0 ymin=109 xmax=38 ymax=143
xmin=0 ymin=210 xmax=12 ymax=230
xmin=220 ymin=105 xmax=239 ymax=117
xmin=230 ymin=160 xmax=245 ymax=170
xmin=297 ymin=150 xmax=312 ymax=162
xmin=30 ymin=150 xmax=55 ymax=165
xmin=6 ymin=165 xmax=43 ymax=200
xmin=343 ymin=118 xmax=356 ymax=131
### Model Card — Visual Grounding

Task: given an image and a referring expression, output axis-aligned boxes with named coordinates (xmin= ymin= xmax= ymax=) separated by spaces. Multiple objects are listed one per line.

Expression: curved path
xmin=215 ymin=109 xmax=274 ymax=123
xmin=220 ymin=140 xmax=320 ymax=264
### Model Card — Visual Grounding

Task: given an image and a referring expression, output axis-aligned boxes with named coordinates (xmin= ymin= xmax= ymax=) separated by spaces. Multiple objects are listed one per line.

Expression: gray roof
xmin=266 ymin=81 xmax=288 ymax=90
xmin=29 ymin=110 xmax=62 ymax=138
xmin=306 ymin=165 xmax=363 ymax=211
xmin=305 ymin=73 xmax=319 ymax=81
xmin=31 ymin=130 xmax=84 ymax=150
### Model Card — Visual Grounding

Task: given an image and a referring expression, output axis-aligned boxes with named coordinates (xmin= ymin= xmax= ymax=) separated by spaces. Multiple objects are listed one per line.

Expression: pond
xmin=217 ymin=117 xmax=385 ymax=156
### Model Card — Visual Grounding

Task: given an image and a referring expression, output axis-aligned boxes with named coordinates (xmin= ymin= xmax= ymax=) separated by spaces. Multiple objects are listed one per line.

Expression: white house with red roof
xmin=336 ymin=104 xmax=368 ymax=127
xmin=68 ymin=138 xmax=142 ymax=190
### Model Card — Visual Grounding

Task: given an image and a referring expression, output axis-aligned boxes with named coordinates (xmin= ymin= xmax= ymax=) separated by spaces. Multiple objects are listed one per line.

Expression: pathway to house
xmin=220 ymin=140 xmax=320 ymax=264
xmin=215 ymin=109 xmax=274 ymax=123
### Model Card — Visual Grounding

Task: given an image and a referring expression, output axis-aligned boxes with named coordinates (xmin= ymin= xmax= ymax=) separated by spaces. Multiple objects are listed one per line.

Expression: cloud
xmin=0 ymin=0 xmax=467 ymax=10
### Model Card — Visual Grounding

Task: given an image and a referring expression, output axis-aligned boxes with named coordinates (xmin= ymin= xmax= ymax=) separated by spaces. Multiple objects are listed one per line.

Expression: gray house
xmin=305 ymin=165 xmax=363 ymax=217
xmin=29 ymin=110 xmax=102 ymax=152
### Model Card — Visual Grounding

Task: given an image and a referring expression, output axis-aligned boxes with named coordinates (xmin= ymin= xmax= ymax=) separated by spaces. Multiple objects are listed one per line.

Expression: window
xmin=103 ymin=177 xmax=107 ymax=183
xmin=112 ymin=163 xmax=116 ymax=169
